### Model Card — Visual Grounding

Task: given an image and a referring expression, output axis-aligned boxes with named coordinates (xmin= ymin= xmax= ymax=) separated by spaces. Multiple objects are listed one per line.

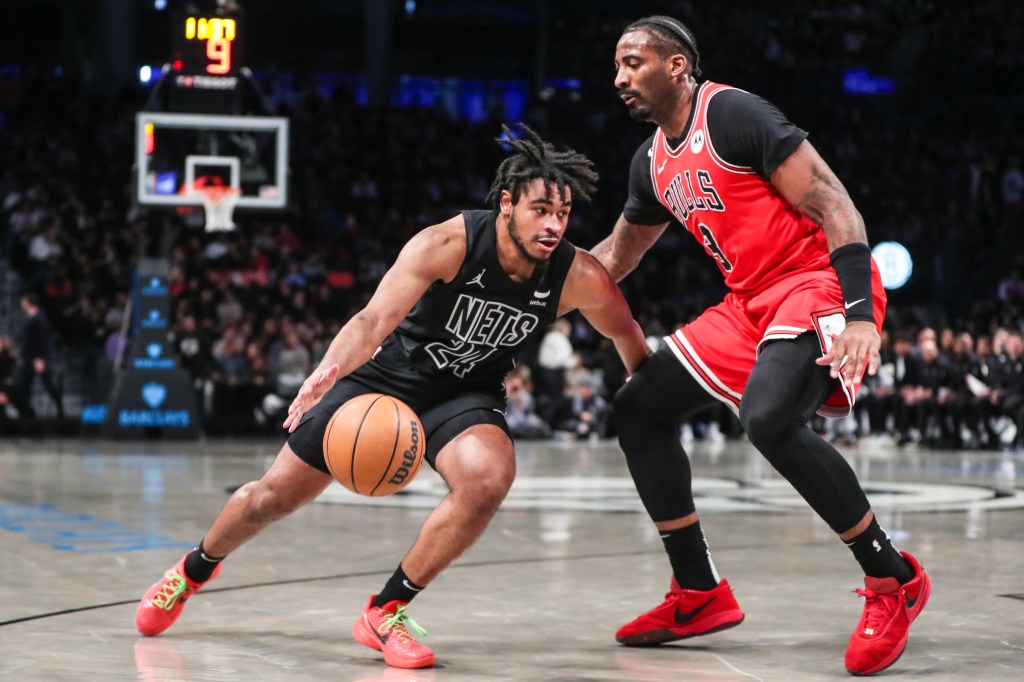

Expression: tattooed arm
xmin=769 ymin=140 xmax=867 ymax=251
xmin=591 ymin=213 xmax=669 ymax=283
xmin=770 ymin=139 xmax=880 ymax=384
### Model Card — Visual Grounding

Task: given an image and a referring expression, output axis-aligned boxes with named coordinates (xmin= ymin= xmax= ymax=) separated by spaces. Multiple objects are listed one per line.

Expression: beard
xmin=627 ymin=104 xmax=652 ymax=122
xmin=621 ymin=90 xmax=652 ymax=122
xmin=507 ymin=214 xmax=550 ymax=265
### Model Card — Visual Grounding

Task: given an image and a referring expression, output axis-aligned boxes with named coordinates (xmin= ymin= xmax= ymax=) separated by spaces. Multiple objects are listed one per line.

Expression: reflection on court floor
xmin=0 ymin=437 xmax=1021 ymax=681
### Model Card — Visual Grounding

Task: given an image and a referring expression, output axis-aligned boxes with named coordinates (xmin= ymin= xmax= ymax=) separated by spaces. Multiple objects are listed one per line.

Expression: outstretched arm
xmin=283 ymin=217 xmax=466 ymax=431
xmin=560 ymin=248 xmax=651 ymax=374
xmin=771 ymin=140 xmax=879 ymax=386
xmin=590 ymin=213 xmax=669 ymax=283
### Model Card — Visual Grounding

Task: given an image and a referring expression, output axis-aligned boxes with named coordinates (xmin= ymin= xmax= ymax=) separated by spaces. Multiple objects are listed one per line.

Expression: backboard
xmin=135 ymin=112 xmax=288 ymax=210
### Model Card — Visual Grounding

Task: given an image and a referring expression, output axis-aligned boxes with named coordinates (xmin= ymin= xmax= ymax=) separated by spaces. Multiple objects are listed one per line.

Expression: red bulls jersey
xmin=647 ymin=82 xmax=830 ymax=299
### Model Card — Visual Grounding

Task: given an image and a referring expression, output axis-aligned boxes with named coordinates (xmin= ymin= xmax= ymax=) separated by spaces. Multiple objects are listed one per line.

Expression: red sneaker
xmin=616 ymin=577 xmax=745 ymax=646
xmin=135 ymin=555 xmax=222 ymax=636
xmin=845 ymin=551 xmax=931 ymax=676
xmin=351 ymin=596 xmax=435 ymax=669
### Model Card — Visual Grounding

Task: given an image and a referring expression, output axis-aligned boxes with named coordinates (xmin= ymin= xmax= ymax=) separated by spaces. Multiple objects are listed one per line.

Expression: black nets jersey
xmin=352 ymin=209 xmax=576 ymax=396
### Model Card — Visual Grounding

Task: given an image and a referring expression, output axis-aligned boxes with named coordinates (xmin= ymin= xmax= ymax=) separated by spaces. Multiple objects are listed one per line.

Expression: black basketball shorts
xmin=287 ymin=371 xmax=510 ymax=474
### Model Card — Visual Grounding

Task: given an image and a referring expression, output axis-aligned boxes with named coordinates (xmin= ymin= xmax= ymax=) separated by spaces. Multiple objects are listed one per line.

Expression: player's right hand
xmin=283 ymin=364 xmax=340 ymax=432
xmin=815 ymin=320 xmax=880 ymax=388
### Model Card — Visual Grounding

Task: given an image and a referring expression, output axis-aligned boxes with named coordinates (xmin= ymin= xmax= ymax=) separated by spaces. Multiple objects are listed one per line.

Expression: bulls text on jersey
xmin=660 ymin=169 xmax=725 ymax=223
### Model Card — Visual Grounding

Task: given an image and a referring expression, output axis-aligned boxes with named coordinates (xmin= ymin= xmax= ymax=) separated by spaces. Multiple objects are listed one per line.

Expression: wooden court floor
xmin=0 ymin=436 xmax=1021 ymax=681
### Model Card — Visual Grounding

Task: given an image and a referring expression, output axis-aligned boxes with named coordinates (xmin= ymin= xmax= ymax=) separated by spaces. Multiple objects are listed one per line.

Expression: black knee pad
xmin=741 ymin=378 xmax=811 ymax=448
xmin=741 ymin=335 xmax=831 ymax=451
xmin=614 ymin=346 xmax=713 ymax=430
xmin=739 ymin=394 xmax=794 ymax=451
xmin=612 ymin=373 xmax=654 ymax=429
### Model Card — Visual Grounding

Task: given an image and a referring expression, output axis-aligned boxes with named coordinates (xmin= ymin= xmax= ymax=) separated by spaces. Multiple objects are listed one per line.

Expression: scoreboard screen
xmin=169 ymin=9 xmax=245 ymax=113
xmin=175 ymin=14 xmax=241 ymax=76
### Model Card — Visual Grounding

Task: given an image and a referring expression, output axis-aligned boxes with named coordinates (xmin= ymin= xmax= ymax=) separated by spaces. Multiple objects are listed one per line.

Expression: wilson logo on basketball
xmin=323 ymin=394 xmax=425 ymax=497
xmin=388 ymin=420 xmax=421 ymax=485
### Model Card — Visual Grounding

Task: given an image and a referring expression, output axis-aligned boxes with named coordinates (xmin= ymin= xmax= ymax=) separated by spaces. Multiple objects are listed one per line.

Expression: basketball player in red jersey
xmin=592 ymin=16 xmax=930 ymax=676
xmin=134 ymin=126 xmax=651 ymax=669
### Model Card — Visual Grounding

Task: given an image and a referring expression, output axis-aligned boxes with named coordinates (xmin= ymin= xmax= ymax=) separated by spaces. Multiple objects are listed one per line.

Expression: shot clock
xmin=168 ymin=5 xmax=245 ymax=113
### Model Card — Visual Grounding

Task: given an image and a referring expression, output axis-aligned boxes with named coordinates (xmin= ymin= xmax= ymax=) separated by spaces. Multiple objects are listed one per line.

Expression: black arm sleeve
xmin=706 ymin=89 xmax=808 ymax=179
xmin=623 ymin=133 xmax=674 ymax=226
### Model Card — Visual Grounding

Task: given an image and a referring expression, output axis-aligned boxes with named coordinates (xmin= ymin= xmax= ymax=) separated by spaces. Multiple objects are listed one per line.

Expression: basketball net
xmin=198 ymin=185 xmax=240 ymax=233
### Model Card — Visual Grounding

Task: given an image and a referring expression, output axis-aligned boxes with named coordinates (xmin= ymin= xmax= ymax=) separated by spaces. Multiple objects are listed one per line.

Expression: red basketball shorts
xmin=664 ymin=266 xmax=886 ymax=418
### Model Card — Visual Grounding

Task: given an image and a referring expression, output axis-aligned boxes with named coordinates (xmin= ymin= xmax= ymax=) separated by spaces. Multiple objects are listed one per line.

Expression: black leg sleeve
xmin=613 ymin=346 xmax=718 ymax=522
xmin=739 ymin=333 xmax=872 ymax=534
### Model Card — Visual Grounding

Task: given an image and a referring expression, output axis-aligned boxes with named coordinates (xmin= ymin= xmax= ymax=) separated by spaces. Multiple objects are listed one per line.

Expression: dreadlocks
xmin=623 ymin=15 xmax=702 ymax=79
xmin=486 ymin=124 xmax=599 ymax=210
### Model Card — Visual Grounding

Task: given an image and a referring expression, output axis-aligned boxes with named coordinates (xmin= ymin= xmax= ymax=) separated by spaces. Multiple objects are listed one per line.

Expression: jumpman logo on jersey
xmin=466 ymin=269 xmax=486 ymax=288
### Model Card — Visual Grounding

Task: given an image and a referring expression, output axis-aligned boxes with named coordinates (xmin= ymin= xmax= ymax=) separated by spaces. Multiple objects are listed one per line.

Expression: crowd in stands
xmin=1 ymin=2 xmax=1023 ymax=448
xmin=823 ymin=327 xmax=1024 ymax=451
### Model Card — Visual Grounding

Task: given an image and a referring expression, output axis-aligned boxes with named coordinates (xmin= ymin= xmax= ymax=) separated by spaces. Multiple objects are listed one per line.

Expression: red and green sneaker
xmin=351 ymin=595 xmax=435 ymax=669
xmin=135 ymin=555 xmax=221 ymax=636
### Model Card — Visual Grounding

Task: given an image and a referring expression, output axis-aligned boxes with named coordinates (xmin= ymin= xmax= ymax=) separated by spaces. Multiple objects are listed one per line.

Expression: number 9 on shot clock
xmin=169 ymin=3 xmax=246 ymax=113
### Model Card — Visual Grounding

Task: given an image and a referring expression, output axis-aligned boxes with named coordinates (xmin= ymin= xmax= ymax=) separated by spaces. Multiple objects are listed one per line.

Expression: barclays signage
xmin=132 ymin=343 xmax=175 ymax=370
xmin=119 ymin=381 xmax=191 ymax=425
xmin=106 ymin=371 xmax=199 ymax=437
xmin=144 ymin=381 xmax=165 ymax=407
xmin=140 ymin=308 xmax=168 ymax=329
xmin=103 ymin=258 xmax=199 ymax=439
xmin=141 ymin=276 xmax=169 ymax=296
xmin=131 ymin=259 xmax=174 ymax=370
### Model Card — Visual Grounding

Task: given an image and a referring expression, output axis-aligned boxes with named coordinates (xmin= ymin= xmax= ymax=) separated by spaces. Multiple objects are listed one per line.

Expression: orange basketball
xmin=323 ymin=393 xmax=425 ymax=496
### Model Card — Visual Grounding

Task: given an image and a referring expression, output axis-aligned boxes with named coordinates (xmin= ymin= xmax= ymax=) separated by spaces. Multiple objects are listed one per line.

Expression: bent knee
xmin=739 ymin=401 xmax=790 ymax=450
xmin=613 ymin=377 xmax=656 ymax=427
xmin=453 ymin=462 xmax=515 ymax=513
xmin=239 ymin=480 xmax=302 ymax=524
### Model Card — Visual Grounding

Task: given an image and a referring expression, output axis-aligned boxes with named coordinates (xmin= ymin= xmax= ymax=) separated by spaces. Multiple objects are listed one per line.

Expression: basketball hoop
xmin=197 ymin=184 xmax=240 ymax=233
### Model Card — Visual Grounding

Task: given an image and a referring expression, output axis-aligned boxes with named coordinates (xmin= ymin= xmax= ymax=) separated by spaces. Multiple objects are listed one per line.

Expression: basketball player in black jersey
xmin=134 ymin=125 xmax=650 ymax=669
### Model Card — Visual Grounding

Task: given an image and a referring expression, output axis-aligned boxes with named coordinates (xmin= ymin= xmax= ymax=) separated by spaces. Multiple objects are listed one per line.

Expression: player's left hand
xmin=283 ymin=364 xmax=340 ymax=433
xmin=815 ymin=320 xmax=880 ymax=388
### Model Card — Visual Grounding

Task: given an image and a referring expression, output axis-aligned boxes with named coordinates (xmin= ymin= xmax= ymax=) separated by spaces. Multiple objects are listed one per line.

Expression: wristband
xmin=830 ymin=243 xmax=874 ymax=324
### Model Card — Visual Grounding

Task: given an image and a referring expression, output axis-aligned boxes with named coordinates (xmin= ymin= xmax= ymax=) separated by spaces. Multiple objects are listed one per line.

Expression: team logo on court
xmin=319 ymin=471 xmax=1024 ymax=515
xmin=425 ymin=294 xmax=539 ymax=377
